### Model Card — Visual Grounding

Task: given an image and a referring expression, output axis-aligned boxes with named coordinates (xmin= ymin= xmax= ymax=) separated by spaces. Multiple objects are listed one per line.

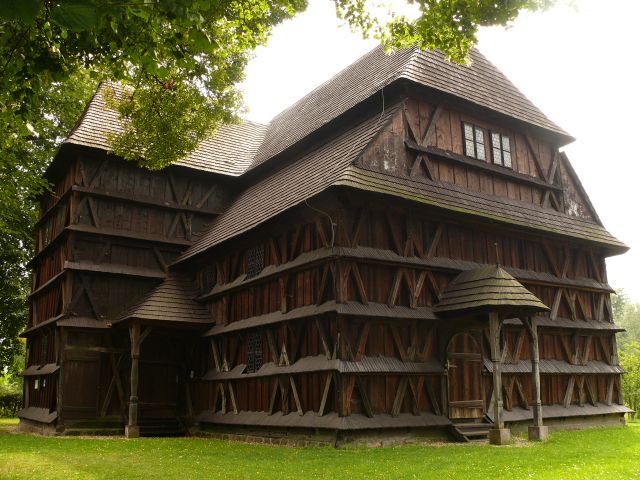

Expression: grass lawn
xmin=1 ymin=419 xmax=639 ymax=479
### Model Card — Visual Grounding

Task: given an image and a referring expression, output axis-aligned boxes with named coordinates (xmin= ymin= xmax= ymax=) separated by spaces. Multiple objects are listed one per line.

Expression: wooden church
xmin=20 ymin=46 xmax=630 ymax=445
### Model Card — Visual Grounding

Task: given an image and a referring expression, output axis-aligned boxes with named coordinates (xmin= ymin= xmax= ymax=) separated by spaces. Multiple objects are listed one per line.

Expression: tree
xmin=613 ymin=290 xmax=640 ymax=418
xmin=0 ymin=0 xmax=552 ymax=372
xmin=619 ymin=341 xmax=640 ymax=419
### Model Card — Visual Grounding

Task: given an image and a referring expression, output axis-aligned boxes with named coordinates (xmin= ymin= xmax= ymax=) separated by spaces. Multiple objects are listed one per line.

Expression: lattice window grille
xmin=246 ymin=331 xmax=263 ymax=373
xmin=491 ymin=131 xmax=512 ymax=168
xmin=246 ymin=244 xmax=265 ymax=279
xmin=463 ymin=122 xmax=486 ymax=160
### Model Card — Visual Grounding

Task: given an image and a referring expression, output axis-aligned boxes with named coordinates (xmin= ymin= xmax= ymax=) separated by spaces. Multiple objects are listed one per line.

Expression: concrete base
xmin=125 ymin=425 xmax=140 ymax=438
xmin=528 ymin=425 xmax=549 ymax=441
xmin=489 ymin=428 xmax=511 ymax=445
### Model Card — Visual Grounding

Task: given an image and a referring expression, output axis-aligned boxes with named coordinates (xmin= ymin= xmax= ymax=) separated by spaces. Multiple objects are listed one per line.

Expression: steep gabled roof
xmin=177 ymin=103 xmax=404 ymax=262
xmin=117 ymin=273 xmax=211 ymax=326
xmin=64 ymin=83 xmax=267 ymax=176
xmin=177 ymin=105 xmax=625 ymax=264
xmin=62 ymin=45 xmax=571 ymax=179
xmin=250 ymin=46 xmax=571 ymax=170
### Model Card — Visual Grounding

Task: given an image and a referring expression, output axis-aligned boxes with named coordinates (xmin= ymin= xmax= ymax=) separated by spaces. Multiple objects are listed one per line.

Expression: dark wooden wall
xmin=24 ymin=150 xmax=233 ymax=422
xmin=189 ymin=186 xmax=621 ymax=424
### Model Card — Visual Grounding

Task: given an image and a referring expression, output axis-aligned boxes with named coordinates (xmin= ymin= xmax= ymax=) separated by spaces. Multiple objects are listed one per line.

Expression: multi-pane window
xmin=246 ymin=244 xmax=265 ymax=279
xmin=463 ymin=122 xmax=486 ymax=160
xmin=246 ymin=331 xmax=263 ymax=373
xmin=491 ymin=131 xmax=512 ymax=168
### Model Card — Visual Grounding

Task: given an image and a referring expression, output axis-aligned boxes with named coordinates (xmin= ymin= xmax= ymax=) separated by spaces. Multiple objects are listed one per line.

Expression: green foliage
xmin=613 ymin=290 xmax=640 ymax=343
xmin=0 ymin=375 xmax=22 ymax=417
xmin=620 ymin=341 xmax=640 ymax=419
xmin=614 ymin=290 xmax=640 ymax=417
xmin=338 ymin=0 xmax=554 ymax=64
xmin=0 ymin=69 xmax=96 ymax=373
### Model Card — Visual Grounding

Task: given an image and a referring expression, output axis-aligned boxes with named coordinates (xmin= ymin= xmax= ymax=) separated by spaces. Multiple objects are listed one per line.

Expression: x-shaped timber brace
xmin=402 ymin=103 xmax=565 ymax=212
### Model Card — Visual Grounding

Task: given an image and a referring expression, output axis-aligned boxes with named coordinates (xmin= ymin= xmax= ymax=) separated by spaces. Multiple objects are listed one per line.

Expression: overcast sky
xmin=240 ymin=0 xmax=640 ymax=301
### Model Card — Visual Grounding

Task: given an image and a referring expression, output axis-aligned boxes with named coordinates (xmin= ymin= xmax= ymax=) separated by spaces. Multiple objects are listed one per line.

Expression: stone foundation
xmin=196 ymin=424 xmax=451 ymax=448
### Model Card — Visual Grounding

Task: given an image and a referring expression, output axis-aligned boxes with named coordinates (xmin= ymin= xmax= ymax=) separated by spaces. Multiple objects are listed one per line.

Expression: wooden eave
xmin=28 ymin=269 xmax=67 ymax=299
xmin=199 ymin=246 xmax=613 ymax=303
xmin=21 ymin=313 xmax=64 ymax=337
xmin=71 ymin=185 xmax=224 ymax=216
xmin=29 ymin=262 xmax=167 ymax=301
xmin=335 ymin=169 xmax=628 ymax=255
xmin=28 ymin=223 xmax=192 ymax=268
xmin=17 ymin=407 xmax=58 ymax=424
xmin=201 ymin=355 xmax=444 ymax=382
xmin=198 ymin=411 xmax=451 ymax=431
xmin=484 ymin=358 xmax=623 ymax=375
xmin=34 ymin=187 xmax=73 ymax=229
xmin=504 ymin=316 xmax=624 ymax=332
xmin=21 ymin=363 xmax=60 ymax=376
xmin=494 ymin=403 xmax=632 ymax=424
xmin=21 ymin=314 xmax=110 ymax=337
xmin=203 ymin=301 xmax=437 ymax=337
xmin=64 ymin=261 xmax=167 ymax=280
xmin=405 ymin=140 xmax=563 ymax=191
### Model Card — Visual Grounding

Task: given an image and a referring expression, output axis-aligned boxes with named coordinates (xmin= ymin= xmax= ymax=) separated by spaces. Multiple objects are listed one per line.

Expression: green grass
xmin=1 ymin=420 xmax=639 ymax=479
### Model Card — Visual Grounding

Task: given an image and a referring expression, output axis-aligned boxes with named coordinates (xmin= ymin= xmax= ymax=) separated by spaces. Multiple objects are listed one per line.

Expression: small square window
xmin=462 ymin=122 xmax=486 ymax=161
xmin=491 ymin=131 xmax=513 ymax=169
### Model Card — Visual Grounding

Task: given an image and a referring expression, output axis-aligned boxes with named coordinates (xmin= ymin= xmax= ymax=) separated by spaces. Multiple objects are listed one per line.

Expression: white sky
xmin=240 ymin=0 xmax=640 ymax=301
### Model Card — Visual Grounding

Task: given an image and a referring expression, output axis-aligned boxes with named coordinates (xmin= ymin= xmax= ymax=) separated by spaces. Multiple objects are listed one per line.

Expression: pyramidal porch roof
xmin=116 ymin=273 xmax=211 ymax=328
xmin=433 ymin=264 xmax=550 ymax=316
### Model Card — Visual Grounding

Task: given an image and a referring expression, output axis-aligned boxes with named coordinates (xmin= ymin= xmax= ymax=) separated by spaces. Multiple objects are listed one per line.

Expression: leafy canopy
xmin=0 ymin=0 xmax=551 ymax=372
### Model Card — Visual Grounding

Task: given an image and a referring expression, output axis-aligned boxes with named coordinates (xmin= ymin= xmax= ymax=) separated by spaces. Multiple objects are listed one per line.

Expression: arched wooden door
xmin=446 ymin=332 xmax=484 ymax=419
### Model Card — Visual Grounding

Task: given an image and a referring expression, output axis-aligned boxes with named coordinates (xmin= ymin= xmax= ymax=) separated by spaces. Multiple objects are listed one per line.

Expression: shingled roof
xmin=63 ymin=45 xmax=570 ymax=179
xmin=434 ymin=265 xmax=550 ymax=315
xmin=177 ymin=103 xmax=404 ymax=262
xmin=117 ymin=273 xmax=211 ymax=326
xmin=177 ymin=106 xmax=625 ymax=263
xmin=65 ymin=83 xmax=267 ymax=177
xmin=250 ymin=46 xmax=571 ymax=170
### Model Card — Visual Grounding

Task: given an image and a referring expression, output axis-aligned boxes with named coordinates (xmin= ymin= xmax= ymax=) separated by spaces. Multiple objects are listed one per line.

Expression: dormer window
xmin=491 ymin=131 xmax=512 ymax=168
xmin=463 ymin=123 xmax=486 ymax=160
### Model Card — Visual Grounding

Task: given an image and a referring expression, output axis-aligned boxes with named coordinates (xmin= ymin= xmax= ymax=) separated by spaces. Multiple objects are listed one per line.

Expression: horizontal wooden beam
xmin=201 ymin=245 xmax=613 ymax=305
xmin=72 ymin=185 xmax=223 ymax=216
xmin=200 ymin=355 xmax=445 ymax=381
xmin=67 ymin=224 xmax=193 ymax=246
xmin=203 ymin=301 xmax=437 ymax=337
xmin=64 ymin=261 xmax=167 ymax=280
xmin=28 ymin=269 xmax=67 ymax=299
xmin=406 ymin=140 xmax=563 ymax=192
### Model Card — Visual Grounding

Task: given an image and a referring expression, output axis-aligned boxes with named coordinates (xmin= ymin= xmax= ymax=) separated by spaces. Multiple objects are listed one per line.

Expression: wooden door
xmin=447 ymin=332 xmax=484 ymax=419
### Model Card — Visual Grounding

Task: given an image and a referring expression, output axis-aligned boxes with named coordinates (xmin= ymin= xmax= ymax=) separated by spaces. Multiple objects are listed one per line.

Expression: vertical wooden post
xmin=126 ymin=323 xmax=140 ymax=438
xmin=489 ymin=312 xmax=510 ymax=445
xmin=56 ymin=327 xmax=65 ymax=433
xmin=522 ymin=316 xmax=549 ymax=441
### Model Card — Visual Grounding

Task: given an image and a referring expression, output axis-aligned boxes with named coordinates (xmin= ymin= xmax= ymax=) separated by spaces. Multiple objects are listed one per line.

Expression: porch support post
xmin=126 ymin=322 xmax=141 ymax=438
xmin=523 ymin=316 xmax=548 ymax=441
xmin=489 ymin=311 xmax=511 ymax=445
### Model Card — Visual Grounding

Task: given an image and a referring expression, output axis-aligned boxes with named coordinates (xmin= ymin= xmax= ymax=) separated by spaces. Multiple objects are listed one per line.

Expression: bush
xmin=0 ymin=376 xmax=22 ymax=417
